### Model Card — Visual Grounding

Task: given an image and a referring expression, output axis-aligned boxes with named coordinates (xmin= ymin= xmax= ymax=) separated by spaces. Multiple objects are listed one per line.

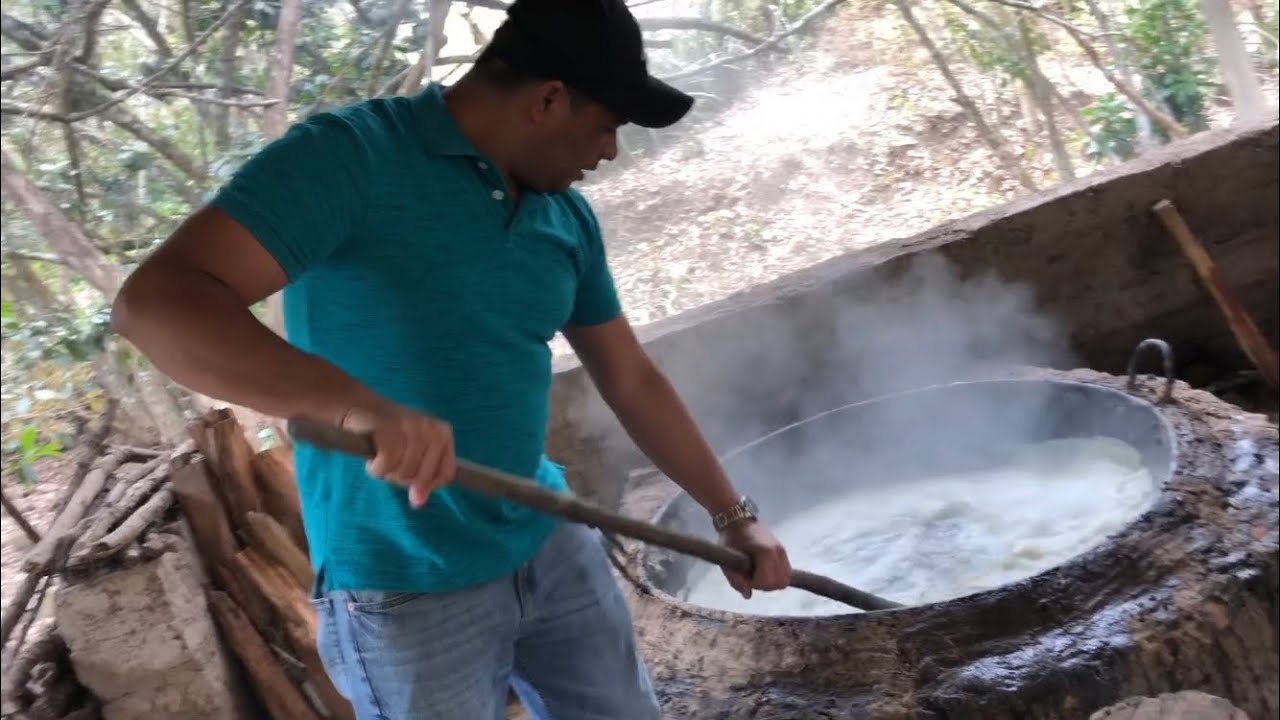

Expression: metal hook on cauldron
xmin=287 ymin=418 xmax=903 ymax=613
xmin=1126 ymin=338 xmax=1176 ymax=404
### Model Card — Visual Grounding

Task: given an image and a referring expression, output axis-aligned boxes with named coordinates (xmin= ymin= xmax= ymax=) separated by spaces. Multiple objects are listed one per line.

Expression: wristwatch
xmin=711 ymin=495 xmax=759 ymax=532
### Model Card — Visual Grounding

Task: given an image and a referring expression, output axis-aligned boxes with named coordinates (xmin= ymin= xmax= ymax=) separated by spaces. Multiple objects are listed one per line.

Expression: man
xmin=112 ymin=0 xmax=791 ymax=718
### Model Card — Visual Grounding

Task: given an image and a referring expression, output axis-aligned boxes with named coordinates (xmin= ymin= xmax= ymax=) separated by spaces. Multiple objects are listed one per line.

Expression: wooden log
xmin=206 ymin=412 xmax=263 ymax=528
xmin=171 ymin=459 xmax=240 ymax=570
xmin=245 ymin=510 xmax=313 ymax=590
xmin=214 ymin=562 xmax=274 ymax=633
xmin=73 ymin=487 xmax=174 ymax=565
xmin=0 ymin=619 xmax=61 ymax=714
xmin=69 ymin=442 xmax=192 ymax=561
xmin=58 ymin=399 xmax=118 ymax=506
xmin=0 ymin=536 xmax=69 ymax=649
xmin=21 ymin=451 xmax=123 ymax=574
xmin=232 ymin=547 xmax=315 ymax=637
xmin=251 ymin=446 xmax=307 ymax=551
xmin=283 ymin=621 xmax=355 ymax=720
xmin=1152 ymin=199 xmax=1280 ymax=389
xmin=188 ymin=407 xmax=232 ymax=461
xmin=207 ymin=591 xmax=321 ymax=720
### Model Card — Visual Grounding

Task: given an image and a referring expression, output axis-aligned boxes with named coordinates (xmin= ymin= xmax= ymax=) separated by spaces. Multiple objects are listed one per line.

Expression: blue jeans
xmin=309 ymin=522 xmax=661 ymax=720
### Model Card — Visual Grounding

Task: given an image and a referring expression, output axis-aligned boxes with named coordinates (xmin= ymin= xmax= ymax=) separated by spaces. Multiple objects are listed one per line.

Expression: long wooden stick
xmin=0 ymin=488 xmax=40 ymax=543
xmin=1152 ymin=199 xmax=1279 ymax=389
xmin=22 ymin=451 xmax=125 ymax=574
xmin=287 ymin=419 xmax=902 ymax=612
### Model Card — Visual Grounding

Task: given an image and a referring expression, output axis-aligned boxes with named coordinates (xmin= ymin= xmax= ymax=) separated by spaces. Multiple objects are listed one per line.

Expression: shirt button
xmin=491 ymin=190 xmax=505 ymax=201
xmin=477 ymin=161 xmax=488 ymax=170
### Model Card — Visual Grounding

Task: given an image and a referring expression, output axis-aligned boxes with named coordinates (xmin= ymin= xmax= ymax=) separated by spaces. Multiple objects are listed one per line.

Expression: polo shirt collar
xmin=412 ymin=83 xmax=480 ymax=157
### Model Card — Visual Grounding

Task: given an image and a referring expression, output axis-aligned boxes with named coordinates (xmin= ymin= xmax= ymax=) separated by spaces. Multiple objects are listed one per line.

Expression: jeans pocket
xmin=345 ymin=590 xmax=426 ymax=614
xmin=310 ymin=597 xmax=349 ymax=700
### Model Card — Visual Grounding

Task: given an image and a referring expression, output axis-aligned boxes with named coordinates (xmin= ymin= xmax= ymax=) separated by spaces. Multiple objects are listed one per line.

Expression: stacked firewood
xmin=180 ymin=408 xmax=352 ymax=720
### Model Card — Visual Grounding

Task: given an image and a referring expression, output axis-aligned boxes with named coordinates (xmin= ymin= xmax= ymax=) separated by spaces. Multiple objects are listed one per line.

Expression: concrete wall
xmin=548 ymin=118 xmax=1279 ymax=510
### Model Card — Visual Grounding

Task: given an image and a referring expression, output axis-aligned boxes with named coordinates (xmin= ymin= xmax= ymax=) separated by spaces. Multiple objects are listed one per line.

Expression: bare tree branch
xmin=892 ymin=0 xmax=1038 ymax=191
xmin=638 ymin=17 xmax=768 ymax=46
xmin=58 ymin=0 xmax=251 ymax=123
xmin=661 ymin=0 xmax=848 ymax=83
xmin=1 ymin=56 xmax=47 ymax=81
xmin=400 ymin=0 xmax=453 ymax=95
xmin=366 ymin=0 xmax=414 ymax=97
xmin=120 ymin=0 xmax=174 ymax=59
xmin=0 ymin=148 xmax=122 ymax=297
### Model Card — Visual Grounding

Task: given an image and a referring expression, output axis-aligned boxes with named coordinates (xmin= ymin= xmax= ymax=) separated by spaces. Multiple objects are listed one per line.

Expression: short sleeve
xmin=209 ymin=113 xmax=370 ymax=281
xmin=564 ymin=192 xmax=623 ymax=328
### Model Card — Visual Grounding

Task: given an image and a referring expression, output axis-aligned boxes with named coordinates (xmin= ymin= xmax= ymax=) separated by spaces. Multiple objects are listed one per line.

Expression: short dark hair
xmin=467 ymin=54 xmax=592 ymax=109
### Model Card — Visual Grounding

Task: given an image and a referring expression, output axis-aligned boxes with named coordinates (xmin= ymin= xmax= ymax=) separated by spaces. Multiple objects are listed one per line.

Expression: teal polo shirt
xmin=209 ymin=84 xmax=622 ymax=593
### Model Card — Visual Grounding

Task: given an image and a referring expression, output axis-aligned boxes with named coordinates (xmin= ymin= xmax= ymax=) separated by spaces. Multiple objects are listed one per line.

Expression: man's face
xmin=517 ymin=83 xmax=620 ymax=192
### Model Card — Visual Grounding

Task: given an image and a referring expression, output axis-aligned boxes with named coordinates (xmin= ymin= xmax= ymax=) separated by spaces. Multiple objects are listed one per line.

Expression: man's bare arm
xmin=561 ymin=316 xmax=740 ymax=515
xmin=111 ymin=205 xmax=383 ymax=424
xmin=564 ymin=315 xmax=791 ymax=594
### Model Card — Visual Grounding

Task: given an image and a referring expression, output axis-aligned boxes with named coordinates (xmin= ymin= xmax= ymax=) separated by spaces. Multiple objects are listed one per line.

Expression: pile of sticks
xmin=1 ymin=404 xmax=351 ymax=720
xmin=1 ymin=400 xmax=196 ymax=720
xmin=180 ymin=408 xmax=351 ymax=720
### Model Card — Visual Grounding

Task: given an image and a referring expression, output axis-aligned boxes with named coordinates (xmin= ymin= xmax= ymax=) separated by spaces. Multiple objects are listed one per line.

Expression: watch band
xmin=712 ymin=495 xmax=758 ymax=532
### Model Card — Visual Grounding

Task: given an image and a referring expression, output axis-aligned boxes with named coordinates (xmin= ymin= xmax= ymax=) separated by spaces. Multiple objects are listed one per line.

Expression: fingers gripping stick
xmin=287 ymin=418 xmax=903 ymax=612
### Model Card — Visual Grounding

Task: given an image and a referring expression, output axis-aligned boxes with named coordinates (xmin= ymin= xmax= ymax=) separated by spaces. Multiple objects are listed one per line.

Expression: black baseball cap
xmin=480 ymin=0 xmax=695 ymax=129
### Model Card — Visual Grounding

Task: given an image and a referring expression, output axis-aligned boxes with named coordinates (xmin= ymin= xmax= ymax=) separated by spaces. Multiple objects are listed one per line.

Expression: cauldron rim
xmin=637 ymin=376 xmax=1179 ymax=621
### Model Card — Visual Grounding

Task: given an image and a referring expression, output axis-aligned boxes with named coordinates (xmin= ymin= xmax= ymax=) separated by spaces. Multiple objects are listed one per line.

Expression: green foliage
xmin=3 ymin=424 xmax=65 ymax=485
xmin=0 ymin=301 xmax=112 ymax=368
xmin=1078 ymin=0 xmax=1217 ymax=159
xmin=1080 ymin=92 xmax=1139 ymax=160
xmin=1 ymin=299 xmax=104 ymax=483
xmin=1124 ymin=0 xmax=1215 ymax=133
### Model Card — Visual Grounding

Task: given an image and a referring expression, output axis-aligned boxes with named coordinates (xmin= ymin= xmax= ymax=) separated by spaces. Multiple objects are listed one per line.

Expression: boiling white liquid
xmin=681 ymin=436 xmax=1159 ymax=616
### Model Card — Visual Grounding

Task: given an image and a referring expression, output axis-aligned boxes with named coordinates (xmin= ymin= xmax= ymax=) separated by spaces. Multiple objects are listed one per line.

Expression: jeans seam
xmin=345 ymin=610 xmax=392 ymax=720
xmin=347 ymin=591 xmax=424 ymax=614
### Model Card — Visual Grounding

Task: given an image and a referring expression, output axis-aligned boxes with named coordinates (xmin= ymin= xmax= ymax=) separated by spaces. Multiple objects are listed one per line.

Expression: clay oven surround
xmin=615 ymin=358 xmax=1279 ymax=719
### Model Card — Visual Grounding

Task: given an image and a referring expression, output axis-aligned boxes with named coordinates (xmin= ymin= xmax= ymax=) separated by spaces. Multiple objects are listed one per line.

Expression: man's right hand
xmin=339 ymin=405 xmax=456 ymax=509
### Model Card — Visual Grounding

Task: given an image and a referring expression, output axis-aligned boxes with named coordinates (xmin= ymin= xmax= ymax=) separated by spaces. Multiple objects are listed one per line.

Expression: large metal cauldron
xmin=614 ymin=343 xmax=1279 ymax=720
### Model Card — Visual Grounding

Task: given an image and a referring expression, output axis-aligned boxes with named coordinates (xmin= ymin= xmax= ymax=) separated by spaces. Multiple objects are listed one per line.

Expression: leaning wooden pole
xmin=1152 ymin=199 xmax=1279 ymax=389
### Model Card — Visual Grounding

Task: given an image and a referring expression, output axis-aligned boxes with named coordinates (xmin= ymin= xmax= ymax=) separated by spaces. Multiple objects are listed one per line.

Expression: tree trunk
xmin=262 ymin=0 xmax=302 ymax=140
xmin=1200 ymin=0 xmax=1269 ymax=122
xmin=2 ymin=254 xmax=63 ymax=313
xmin=1015 ymin=16 xmax=1075 ymax=180
xmin=0 ymin=148 xmax=120 ymax=297
xmin=260 ymin=0 xmax=303 ymax=336
xmin=214 ymin=1 xmax=247 ymax=150
xmin=893 ymin=1 xmax=1038 ymax=191
xmin=399 ymin=0 xmax=453 ymax=95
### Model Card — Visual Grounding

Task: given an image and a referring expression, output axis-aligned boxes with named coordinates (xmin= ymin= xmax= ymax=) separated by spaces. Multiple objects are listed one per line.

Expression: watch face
xmin=743 ymin=496 xmax=759 ymax=516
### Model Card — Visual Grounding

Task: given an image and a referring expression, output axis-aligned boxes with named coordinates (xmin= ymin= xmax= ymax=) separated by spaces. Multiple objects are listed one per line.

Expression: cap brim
xmin=608 ymin=75 xmax=694 ymax=129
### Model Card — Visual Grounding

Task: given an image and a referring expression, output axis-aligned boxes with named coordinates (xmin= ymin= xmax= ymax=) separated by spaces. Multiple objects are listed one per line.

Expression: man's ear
xmin=528 ymin=80 xmax=573 ymax=124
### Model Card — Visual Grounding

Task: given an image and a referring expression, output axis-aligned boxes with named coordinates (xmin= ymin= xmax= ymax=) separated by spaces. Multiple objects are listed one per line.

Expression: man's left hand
xmin=719 ymin=521 xmax=792 ymax=599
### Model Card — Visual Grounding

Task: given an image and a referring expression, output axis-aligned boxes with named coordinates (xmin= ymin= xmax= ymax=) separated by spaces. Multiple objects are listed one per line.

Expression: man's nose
xmin=601 ymin=133 xmax=619 ymax=163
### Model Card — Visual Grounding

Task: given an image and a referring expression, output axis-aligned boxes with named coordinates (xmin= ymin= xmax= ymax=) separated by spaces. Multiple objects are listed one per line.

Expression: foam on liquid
xmin=681 ymin=436 xmax=1159 ymax=616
